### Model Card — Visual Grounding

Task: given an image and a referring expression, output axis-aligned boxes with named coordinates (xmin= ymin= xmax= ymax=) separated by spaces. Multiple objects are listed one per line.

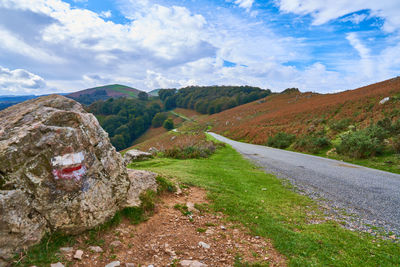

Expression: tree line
xmin=158 ymin=85 xmax=271 ymax=114
xmin=87 ymin=97 xmax=163 ymax=150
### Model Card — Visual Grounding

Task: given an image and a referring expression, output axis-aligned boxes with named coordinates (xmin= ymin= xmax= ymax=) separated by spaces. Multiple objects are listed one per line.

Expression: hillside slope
xmin=207 ymin=77 xmax=400 ymax=144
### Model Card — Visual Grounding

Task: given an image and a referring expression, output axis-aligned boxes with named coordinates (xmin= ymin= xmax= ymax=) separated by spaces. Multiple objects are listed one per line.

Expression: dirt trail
xmin=66 ymin=187 xmax=286 ymax=266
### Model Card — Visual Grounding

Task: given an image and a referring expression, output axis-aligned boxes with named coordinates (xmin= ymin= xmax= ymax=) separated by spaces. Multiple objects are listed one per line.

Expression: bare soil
xmin=64 ymin=187 xmax=286 ymax=266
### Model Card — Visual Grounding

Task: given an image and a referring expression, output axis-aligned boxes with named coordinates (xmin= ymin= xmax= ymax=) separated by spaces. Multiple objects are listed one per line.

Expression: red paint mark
xmin=61 ymin=164 xmax=82 ymax=174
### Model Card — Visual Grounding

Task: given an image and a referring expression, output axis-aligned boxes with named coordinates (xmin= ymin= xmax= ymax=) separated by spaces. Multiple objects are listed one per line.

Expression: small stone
xmin=180 ymin=260 xmax=208 ymax=267
xmin=105 ymin=261 xmax=120 ymax=267
xmin=89 ymin=246 xmax=103 ymax=253
xmin=261 ymin=188 xmax=267 ymax=191
xmin=110 ymin=240 xmax=122 ymax=248
xmin=148 ymin=265 xmax=154 ymax=267
xmin=186 ymin=202 xmax=195 ymax=212
xmin=50 ymin=263 xmax=65 ymax=267
xmin=205 ymin=229 xmax=214 ymax=235
xmin=198 ymin=241 xmax=210 ymax=249
xmin=59 ymin=247 xmax=73 ymax=253
xmin=255 ymin=236 xmax=260 ymax=239
xmin=73 ymin=250 xmax=83 ymax=260
xmin=220 ymin=225 xmax=226 ymax=230
xmin=125 ymin=264 xmax=135 ymax=267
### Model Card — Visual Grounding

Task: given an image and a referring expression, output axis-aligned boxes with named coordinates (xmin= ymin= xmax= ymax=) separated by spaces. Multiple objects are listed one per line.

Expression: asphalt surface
xmin=209 ymin=132 xmax=400 ymax=234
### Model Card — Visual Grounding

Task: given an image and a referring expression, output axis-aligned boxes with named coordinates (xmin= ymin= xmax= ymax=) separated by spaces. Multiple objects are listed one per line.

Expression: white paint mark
xmin=51 ymin=152 xmax=85 ymax=166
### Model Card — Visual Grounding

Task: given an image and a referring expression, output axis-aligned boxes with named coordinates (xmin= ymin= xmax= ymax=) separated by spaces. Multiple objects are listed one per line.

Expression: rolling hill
xmin=67 ymin=84 xmax=144 ymax=105
xmin=205 ymin=76 xmax=400 ymax=144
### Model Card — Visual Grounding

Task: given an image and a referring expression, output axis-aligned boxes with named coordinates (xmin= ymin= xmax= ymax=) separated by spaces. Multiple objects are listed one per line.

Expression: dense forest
xmin=158 ymin=85 xmax=271 ymax=114
xmin=87 ymin=97 xmax=163 ymax=150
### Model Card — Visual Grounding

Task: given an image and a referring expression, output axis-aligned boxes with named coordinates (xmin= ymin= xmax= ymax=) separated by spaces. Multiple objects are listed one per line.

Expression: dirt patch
xmin=65 ymin=187 xmax=286 ymax=266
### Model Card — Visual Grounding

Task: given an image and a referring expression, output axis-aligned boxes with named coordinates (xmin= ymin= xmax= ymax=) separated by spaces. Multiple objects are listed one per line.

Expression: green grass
xmin=130 ymin=145 xmax=400 ymax=266
xmin=107 ymin=84 xmax=139 ymax=97
xmin=170 ymin=110 xmax=193 ymax=122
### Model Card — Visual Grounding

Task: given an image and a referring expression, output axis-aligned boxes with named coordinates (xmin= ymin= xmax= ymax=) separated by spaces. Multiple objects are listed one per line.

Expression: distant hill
xmin=148 ymin=89 xmax=161 ymax=97
xmin=67 ymin=84 xmax=144 ymax=105
xmin=0 ymin=95 xmax=37 ymax=110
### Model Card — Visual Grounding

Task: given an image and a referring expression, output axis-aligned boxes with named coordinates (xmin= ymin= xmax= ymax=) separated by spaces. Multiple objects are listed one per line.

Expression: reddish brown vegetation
xmin=205 ymin=77 xmax=400 ymax=144
xmin=174 ymin=108 xmax=202 ymax=119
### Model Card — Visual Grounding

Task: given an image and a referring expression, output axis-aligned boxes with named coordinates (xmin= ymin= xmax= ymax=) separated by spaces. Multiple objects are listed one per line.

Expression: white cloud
xmin=99 ymin=10 xmax=112 ymax=19
xmin=0 ymin=66 xmax=48 ymax=94
xmin=341 ymin=13 xmax=368 ymax=24
xmin=231 ymin=0 xmax=255 ymax=11
xmin=277 ymin=0 xmax=400 ymax=32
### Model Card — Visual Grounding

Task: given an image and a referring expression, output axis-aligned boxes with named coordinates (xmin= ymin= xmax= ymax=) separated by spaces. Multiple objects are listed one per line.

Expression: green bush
xmin=329 ymin=118 xmax=352 ymax=132
xmin=163 ymin=118 xmax=174 ymax=130
xmin=294 ymin=135 xmax=331 ymax=153
xmin=393 ymin=135 xmax=400 ymax=153
xmin=267 ymin=132 xmax=296 ymax=149
xmin=335 ymin=127 xmax=386 ymax=158
xmin=152 ymin=112 xmax=168 ymax=127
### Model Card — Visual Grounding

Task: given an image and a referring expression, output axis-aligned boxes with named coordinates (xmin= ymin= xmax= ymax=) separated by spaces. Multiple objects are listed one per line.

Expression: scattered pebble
xmin=125 ymin=264 xmax=135 ymax=267
xmin=105 ymin=261 xmax=120 ymax=267
xmin=220 ymin=225 xmax=226 ymax=230
xmin=50 ymin=262 xmax=64 ymax=267
xmin=205 ymin=229 xmax=214 ymax=235
xmin=180 ymin=259 xmax=208 ymax=267
xmin=89 ymin=246 xmax=103 ymax=253
xmin=110 ymin=240 xmax=122 ymax=248
xmin=198 ymin=241 xmax=210 ymax=249
xmin=186 ymin=202 xmax=195 ymax=212
xmin=73 ymin=250 xmax=83 ymax=260
xmin=59 ymin=247 xmax=73 ymax=253
xmin=261 ymin=188 xmax=267 ymax=191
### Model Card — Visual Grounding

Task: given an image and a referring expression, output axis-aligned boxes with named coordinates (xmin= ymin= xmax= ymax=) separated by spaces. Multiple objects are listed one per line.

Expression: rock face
xmin=125 ymin=170 xmax=158 ymax=207
xmin=0 ymin=95 xmax=130 ymax=263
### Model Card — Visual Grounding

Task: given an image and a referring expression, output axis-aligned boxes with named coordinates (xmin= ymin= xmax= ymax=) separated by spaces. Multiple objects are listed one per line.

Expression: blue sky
xmin=0 ymin=0 xmax=399 ymax=95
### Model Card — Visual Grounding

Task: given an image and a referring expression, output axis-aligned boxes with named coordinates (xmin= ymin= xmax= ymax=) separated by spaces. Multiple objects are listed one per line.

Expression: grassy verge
xmin=130 ymin=145 xmax=400 ymax=266
xmin=287 ymin=147 xmax=400 ymax=175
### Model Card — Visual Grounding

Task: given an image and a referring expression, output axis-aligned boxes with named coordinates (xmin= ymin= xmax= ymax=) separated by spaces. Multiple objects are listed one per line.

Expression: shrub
xmin=294 ymin=135 xmax=331 ymax=153
xmin=393 ymin=135 xmax=400 ymax=153
xmin=267 ymin=132 xmax=296 ymax=149
xmin=335 ymin=128 xmax=385 ymax=158
xmin=163 ymin=118 xmax=174 ymax=130
xmin=152 ymin=112 xmax=167 ymax=127
xmin=329 ymin=118 xmax=352 ymax=132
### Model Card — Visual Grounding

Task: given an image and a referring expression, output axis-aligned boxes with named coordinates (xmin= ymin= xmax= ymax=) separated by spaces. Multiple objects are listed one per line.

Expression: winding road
xmin=209 ymin=132 xmax=400 ymax=234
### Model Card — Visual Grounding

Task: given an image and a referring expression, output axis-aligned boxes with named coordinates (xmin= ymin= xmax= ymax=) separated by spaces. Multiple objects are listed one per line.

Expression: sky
xmin=0 ymin=0 xmax=399 ymax=95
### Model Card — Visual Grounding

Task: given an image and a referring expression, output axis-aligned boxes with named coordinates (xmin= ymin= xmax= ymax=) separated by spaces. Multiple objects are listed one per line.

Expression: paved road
xmin=209 ymin=132 xmax=400 ymax=234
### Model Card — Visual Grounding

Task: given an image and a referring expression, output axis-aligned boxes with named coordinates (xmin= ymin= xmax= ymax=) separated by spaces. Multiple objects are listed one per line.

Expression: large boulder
xmin=0 ymin=95 xmax=130 ymax=263
xmin=124 ymin=149 xmax=152 ymax=165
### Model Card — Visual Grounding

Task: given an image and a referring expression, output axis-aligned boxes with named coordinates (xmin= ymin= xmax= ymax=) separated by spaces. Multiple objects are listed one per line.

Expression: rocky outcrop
xmin=124 ymin=149 xmax=152 ymax=165
xmin=125 ymin=170 xmax=158 ymax=207
xmin=0 ymin=95 xmax=130 ymax=263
